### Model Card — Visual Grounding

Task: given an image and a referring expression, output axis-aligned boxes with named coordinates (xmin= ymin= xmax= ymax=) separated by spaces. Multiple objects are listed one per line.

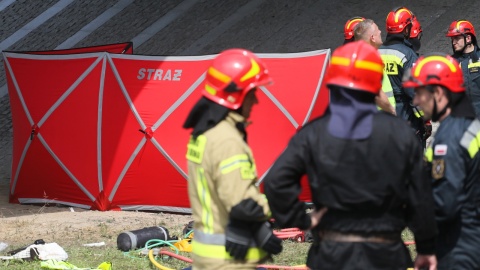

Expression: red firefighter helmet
xmin=202 ymin=48 xmax=273 ymax=110
xmin=386 ymin=7 xmax=413 ymax=34
xmin=410 ymin=16 xmax=422 ymax=39
xmin=344 ymin=16 xmax=365 ymax=40
xmin=445 ymin=20 xmax=476 ymax=38
xmin=325 ymin=40 xmax=384 ymax=94
xmin=402 ymin=54 xmax=464 ymax=93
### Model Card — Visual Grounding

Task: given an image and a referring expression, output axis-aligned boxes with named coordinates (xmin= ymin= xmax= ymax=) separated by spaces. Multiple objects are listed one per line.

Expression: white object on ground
xmin=0 ymin=242 xmax=68 ymax=261
xmin=82 ymin=242 xmax=105 ymax=247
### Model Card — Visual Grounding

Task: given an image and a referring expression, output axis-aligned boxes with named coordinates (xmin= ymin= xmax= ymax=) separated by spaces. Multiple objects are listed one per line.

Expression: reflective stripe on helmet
xmin=205 ymin=84 xmax=217 ymax=95
xmin=414 ymin=56 xmax=457 ymax=77
xmin=331 ymin=56 xmax=350 ymax=66
xmin=395 ymin=8 xmax=411 ymax=23
xmin=240 ymin=59 xmax=260 ymax=82
xmin=208 ymin=66 xmax=231 ymax=83
xmin=347 ymin=17 xmax=364 ymax=30
xmin=331 ymin=56 xmax=383 ymax=74
xmin=457 ymin=20 xmax=469 ymax=33
xmin=355 ymin=59 xmax=384 ymax=73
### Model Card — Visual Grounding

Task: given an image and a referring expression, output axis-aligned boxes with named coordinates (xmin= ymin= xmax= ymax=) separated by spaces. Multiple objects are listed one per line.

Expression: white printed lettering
xmin=137 ymin=68 xmax=146 ymax=79
xmin=146 ymin=69 xmax=155 ymax=80
xmin=154 ymin=69 xmax=163 ymax=80
xmin=173 ymin=70 xmax=182 ymax=81
xmin=163 ymin=70 xmax=172 ymax=81
xmin=137 ymin=68 xmax=183 ymax=81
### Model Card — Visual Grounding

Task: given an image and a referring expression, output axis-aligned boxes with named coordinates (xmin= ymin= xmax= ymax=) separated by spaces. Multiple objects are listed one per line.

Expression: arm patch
xmin=186 ymin=135 xmax=207 ymax=163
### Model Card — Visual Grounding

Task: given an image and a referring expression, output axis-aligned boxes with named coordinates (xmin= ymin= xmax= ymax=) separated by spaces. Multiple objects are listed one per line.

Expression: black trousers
xmin=306 ymin=240 xmax=413 ymax=270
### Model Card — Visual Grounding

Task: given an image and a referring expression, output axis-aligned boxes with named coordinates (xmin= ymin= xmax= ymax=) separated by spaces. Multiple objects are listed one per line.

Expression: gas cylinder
xmin=117 ymin=226 xmax=170 ymax=251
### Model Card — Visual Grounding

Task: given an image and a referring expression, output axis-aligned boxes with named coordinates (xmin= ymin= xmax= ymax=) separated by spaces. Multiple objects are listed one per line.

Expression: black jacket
xmin=264 ymin=111 xmax=437 ymax=255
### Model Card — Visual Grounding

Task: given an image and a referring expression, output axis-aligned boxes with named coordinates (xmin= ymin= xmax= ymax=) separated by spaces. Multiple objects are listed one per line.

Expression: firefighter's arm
xmin=213 ymin=140 xmax=282 ymax=256
xmin=214 ymin=139 xmax=269 ymax=220
xmin=263 ymin=131 xmax=312 ymax=230
xmin=375 ymin=90 xmax=395 ymax=115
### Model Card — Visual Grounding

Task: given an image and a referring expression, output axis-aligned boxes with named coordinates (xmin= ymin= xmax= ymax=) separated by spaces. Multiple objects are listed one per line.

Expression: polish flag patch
xmin=434 ymin=144 xmax=448 ymax=156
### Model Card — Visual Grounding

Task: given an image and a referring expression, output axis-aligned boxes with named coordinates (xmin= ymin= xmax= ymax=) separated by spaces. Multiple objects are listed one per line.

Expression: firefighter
xmin=183 ymin=48 xmax=282 ymax=270
xmin=404 ymin=54 xmax=480 ymax=269
xmin=343 ymin=16 xmax=365 ymax=44
xmin=353 ymin=18 xmax=396 ymax=115
xmin=379 ymin=7 xmax=427 ymax=147
xmin=264 ymin=41 xmax=437 ymax=270
xmin=446 ymin=20 xmax=480 ymax=117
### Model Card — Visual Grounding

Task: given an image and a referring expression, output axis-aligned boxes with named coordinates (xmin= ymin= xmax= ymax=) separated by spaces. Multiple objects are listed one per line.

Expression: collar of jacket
xmin=403 ymin=39 xmax=414 ymax=50
xmin=452 ymin=45 xmax=480 ymax=58
xmin=383 ymin=33 xmax=406 ymax=46
xmin=182 ymin=96 xmax=230 ymax=137
xmin=225 ymin=111 xmax=249 ymax=142
xmin=457 ymin=45 xmax=480 ymax=60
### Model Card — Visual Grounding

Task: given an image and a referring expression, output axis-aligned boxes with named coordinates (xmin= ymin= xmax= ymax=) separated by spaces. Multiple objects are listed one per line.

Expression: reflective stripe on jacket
xmin=192 ymin=231 xmax=267 ymax=260
xmin=382 ymin=69 xmax=396 ymax=108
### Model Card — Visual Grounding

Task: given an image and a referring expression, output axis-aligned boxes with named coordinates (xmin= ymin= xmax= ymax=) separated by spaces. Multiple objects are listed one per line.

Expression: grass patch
xmin=0 ymin=227 xmax=416 ymax=270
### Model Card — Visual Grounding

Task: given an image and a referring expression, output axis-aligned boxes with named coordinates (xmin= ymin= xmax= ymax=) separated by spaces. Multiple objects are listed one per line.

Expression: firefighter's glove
xmin=254 ymin=221 xmax=283 ymax=255
xmin=225 ymin=219 xmax=253 ymax=260
xmin=230 ymin=198 xmax=266 ymax=221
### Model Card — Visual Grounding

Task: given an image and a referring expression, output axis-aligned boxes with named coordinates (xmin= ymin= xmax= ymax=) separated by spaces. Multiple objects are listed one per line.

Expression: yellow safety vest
xmin=377 ymin=70 xmax=396 ymax=111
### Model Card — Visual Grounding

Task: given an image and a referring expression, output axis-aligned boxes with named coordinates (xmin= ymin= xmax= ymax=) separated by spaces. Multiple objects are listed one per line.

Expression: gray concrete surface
xmin=0 ymin=0 xmax=478 ymax=189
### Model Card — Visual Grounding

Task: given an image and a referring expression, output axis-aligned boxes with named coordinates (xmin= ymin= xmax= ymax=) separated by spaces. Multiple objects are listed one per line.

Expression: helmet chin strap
xmin=431 ymin=96 xmax=449 ymax=122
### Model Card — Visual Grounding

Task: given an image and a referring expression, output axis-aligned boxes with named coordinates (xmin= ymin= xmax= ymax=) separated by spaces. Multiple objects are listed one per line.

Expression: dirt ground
xmin=0 ymin=181 xmax=192 ymax=250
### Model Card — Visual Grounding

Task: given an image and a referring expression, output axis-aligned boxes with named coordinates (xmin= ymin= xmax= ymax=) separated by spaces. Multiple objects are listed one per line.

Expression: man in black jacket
xmin=404 ymin=53 xmax=480 ymax=270
xmin=264 ymin=41 xmax=437 ymax=270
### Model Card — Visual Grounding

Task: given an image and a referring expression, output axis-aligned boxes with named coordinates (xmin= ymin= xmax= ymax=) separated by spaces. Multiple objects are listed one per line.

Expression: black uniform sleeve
xmin=264 ymin=130 xmax=312 ymax=230
xmin=403 ymin=52 xmax=418 ymax=99
xmin=405 ymin=136 xmax=437 ymax=254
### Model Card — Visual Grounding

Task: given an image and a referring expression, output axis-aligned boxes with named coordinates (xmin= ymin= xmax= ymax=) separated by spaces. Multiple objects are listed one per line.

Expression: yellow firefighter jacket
xmin=186 ymin=111 xmax=270 ymax=270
